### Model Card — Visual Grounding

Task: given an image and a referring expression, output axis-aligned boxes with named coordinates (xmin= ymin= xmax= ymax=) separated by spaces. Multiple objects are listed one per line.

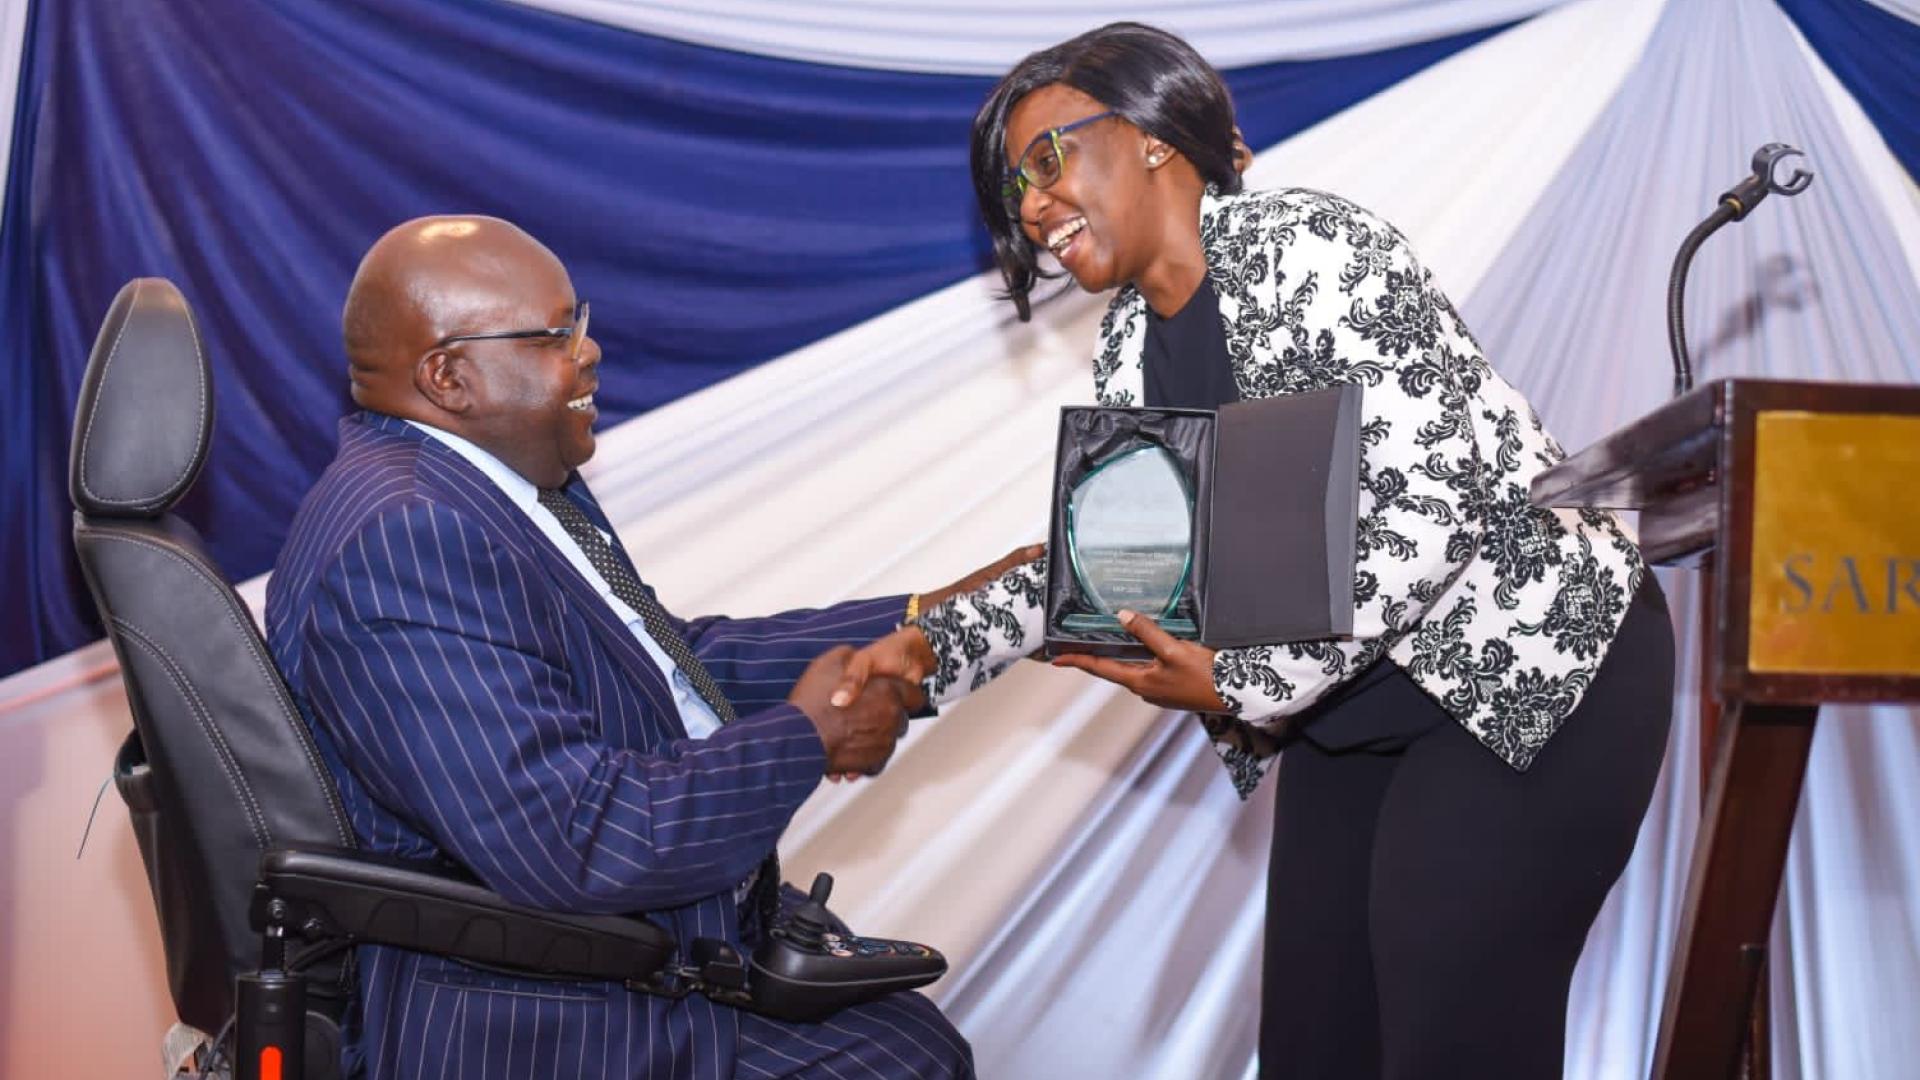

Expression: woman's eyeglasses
xmin=438 ymin=301 xmax=591 ymax=362
xmin=1001 ymin=111 xmax=1117 ymax=218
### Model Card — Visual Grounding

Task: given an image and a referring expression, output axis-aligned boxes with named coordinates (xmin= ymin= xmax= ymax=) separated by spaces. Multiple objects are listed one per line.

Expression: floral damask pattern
xmin=918 ymin=188 xmax=1644 ymax=796
xmin=918 ymin=558 xmax=1046 ymax=697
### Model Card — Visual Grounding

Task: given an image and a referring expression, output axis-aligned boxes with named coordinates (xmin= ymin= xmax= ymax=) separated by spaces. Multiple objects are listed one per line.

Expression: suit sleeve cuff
xmin=850 ymin=593 xmax=914 ymax=640
xmin=708 ymin=703 xmax=827 ymax=790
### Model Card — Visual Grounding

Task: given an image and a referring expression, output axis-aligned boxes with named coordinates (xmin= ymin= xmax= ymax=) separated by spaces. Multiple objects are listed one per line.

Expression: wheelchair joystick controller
xmin=782 ymin=873 xmax=837 ymax=949
xmin=746 ymin=872 xmax=948 ymax=1023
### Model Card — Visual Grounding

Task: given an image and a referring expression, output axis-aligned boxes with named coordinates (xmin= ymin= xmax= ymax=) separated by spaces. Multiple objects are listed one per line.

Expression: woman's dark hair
xmin=970 ymin=22 xmax=1244 ymax=320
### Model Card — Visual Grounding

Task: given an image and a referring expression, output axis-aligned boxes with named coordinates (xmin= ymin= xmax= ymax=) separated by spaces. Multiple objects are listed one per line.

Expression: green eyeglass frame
xmin=1001 ymin=111 xmax=1117 ymax=217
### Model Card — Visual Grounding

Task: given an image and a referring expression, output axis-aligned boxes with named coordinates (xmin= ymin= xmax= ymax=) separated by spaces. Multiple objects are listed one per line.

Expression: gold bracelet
xmin=904 ymin=593 xmax=921 ymax=624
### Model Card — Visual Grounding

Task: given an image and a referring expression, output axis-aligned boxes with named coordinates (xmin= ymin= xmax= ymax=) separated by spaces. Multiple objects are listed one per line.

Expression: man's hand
xmin=918 ymin=543 xmax=1045 ymax=610
xmin=789 ymin=646 xmax=922 ymax=776
xmin=1049 ymin=609 xmax=1229 ymax=713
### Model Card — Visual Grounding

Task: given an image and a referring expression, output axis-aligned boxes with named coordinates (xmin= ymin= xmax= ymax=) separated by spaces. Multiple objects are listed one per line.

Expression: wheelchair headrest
xmin=69 ymin=278 xmax=213 ymax=519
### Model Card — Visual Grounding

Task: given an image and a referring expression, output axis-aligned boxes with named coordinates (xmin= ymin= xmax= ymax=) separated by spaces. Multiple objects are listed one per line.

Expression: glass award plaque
xmin=1061 ymin=444 xmax=1198 ymax=635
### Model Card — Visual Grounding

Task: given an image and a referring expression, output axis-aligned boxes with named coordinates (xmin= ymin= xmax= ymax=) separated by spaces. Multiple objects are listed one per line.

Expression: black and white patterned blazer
xmin=919 ymin=187 xmax=1646 ymax=797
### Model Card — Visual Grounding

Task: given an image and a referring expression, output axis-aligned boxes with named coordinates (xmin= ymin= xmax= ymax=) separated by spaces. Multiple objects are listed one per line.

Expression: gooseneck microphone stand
xmin=1658 ymin=143 xmax=1812 ymax=1080
xmin=1666 ymin=143 xmax=1814 ymax=398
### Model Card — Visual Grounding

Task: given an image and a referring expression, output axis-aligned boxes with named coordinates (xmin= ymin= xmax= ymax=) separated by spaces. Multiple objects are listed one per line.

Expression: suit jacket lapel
xmin=361 ymin=415 xmax=686 ymax=731
xmin=518 ymin=515 xmax=687 ymax=734
xmin=1096 ymin=287 xmax=1148 ymax=407
xmin=1197 ymin=189 xmax=1265 ymax=402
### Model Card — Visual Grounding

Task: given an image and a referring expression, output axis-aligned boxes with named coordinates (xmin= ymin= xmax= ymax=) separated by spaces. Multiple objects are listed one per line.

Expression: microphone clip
xmin=1720 ymin=143 xmax=1814 ymax=221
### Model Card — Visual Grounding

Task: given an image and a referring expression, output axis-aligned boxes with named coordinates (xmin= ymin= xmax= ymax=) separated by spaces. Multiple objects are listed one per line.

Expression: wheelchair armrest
xmin=253 ymin=846 xmax=677 ymax=985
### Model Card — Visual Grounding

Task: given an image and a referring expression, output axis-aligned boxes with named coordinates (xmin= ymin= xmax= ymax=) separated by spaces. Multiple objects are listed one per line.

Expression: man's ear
xmin=414 ymin=348 xmax=472 ymax=414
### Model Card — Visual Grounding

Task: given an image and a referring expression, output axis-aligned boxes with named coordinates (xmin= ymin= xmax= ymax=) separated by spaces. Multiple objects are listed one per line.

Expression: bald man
xmin=265 ymin=217 xmax=995 ymax=1079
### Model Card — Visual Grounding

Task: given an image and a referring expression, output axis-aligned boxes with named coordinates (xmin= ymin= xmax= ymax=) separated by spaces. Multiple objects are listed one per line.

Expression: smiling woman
xmin=828 ymin=20 xmax=1684 ymax=1080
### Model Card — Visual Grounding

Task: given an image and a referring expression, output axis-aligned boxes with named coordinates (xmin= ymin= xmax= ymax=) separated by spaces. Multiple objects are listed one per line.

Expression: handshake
xmin=785 ymin=544 xmax=1042 ymax=778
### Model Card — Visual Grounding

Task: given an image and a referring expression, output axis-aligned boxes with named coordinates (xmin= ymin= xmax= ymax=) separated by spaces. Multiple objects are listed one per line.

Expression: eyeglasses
xmin=438 ymin=301 xmax=591 ymax=363
xmin=1001 ymin=111 xmax=1117 ymax=218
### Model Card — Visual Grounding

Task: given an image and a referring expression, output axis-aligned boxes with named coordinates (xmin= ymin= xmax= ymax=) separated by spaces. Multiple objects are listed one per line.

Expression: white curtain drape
xmin=503 ymin=0 xmax=1566 ymax=74
xmin=1863 ymin=0 xmax=1920 ymax=22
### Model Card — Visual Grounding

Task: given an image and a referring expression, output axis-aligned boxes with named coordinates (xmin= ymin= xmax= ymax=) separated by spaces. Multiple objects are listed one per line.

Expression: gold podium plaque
xmin=1748 ymin=411 xmax=1920 ymax=674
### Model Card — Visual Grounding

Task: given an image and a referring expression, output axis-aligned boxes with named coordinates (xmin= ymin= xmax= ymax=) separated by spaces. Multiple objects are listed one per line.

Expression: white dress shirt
xmin=406 ymin=420 xmax=723 ymax=739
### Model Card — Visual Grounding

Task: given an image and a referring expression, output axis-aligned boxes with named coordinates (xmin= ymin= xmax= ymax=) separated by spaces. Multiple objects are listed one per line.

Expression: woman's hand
xmin=830 ymin=625 xmax=937 ymax=709
xmin=1050 ymin=609 xmax=1229 ymax=713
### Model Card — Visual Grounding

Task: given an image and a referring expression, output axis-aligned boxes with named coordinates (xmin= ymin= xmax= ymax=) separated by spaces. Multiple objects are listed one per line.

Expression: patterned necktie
xmin=535 ymin=486 xmax=781 ymax=927
xmin=536 ymin=486 xmax=738 ymax=725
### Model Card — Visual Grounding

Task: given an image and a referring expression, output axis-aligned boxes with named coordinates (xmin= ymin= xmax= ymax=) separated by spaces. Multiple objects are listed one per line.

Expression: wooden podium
xmin=1533 ymin=378 xmax=1920 ymax=1080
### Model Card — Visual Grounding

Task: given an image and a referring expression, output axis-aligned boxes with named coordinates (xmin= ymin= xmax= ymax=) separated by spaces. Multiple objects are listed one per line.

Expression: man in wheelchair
xmin=258 ymin=216 xmax=999 ymax=1078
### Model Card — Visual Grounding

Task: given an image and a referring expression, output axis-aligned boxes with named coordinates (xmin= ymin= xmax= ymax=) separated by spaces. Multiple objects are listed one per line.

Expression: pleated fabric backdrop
xmin=1 ymin=0 xmax=1918 ymax=1076
xmin=0 ymin=0 xmax=1513 ymax=682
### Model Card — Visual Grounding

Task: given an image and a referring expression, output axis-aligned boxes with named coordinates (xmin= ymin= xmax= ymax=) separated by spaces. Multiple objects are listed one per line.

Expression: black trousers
xmin=1260 ymin=578 xmax=1674 ymax=1080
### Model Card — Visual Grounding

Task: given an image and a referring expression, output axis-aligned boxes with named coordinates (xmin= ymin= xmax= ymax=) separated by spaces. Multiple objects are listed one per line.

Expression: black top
xmin=1143 ymin=272 xmax=1438 ymax=753
xmin=1141 ymin=276 xmax=1239 ymax=410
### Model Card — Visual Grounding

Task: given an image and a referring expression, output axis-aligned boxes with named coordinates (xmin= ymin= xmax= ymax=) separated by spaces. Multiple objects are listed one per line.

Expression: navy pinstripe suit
xmin=266 ymin=412 xmax=971 ymax=1079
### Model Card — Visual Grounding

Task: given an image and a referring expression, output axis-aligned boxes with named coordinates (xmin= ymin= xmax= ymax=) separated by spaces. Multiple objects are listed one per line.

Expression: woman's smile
xmin=1045 ymin=215 xmax=1088 ymax=257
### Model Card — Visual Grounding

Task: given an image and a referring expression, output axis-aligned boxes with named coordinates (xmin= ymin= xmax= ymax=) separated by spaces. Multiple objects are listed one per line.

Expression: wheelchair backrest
xmin=67 ymin=278 xmax=356 ymax=1038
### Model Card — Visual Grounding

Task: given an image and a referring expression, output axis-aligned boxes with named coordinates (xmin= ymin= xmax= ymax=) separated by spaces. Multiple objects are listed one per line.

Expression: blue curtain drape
xmin=1778 ymin=0 xmax=1920 ymax=184
xmin=0 ymin=0 xmax=1505 ymax=678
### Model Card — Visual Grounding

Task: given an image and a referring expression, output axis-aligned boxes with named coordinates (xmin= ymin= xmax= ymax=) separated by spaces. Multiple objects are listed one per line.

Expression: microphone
xmin=1666 ymin=144 xmax=1815 ymax=397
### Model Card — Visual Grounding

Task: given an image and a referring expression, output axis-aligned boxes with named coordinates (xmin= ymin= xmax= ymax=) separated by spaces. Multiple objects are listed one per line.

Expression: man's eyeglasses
xmin=438 ymin=301 xmax=591 ymax=362
xmin=1001 ymin=111 xmax=1117 ymax=218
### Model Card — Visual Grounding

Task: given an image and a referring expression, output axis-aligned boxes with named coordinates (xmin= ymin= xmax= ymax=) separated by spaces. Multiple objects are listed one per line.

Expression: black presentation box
xmin=1044 ymin=384 xmax=1363 ymax=660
